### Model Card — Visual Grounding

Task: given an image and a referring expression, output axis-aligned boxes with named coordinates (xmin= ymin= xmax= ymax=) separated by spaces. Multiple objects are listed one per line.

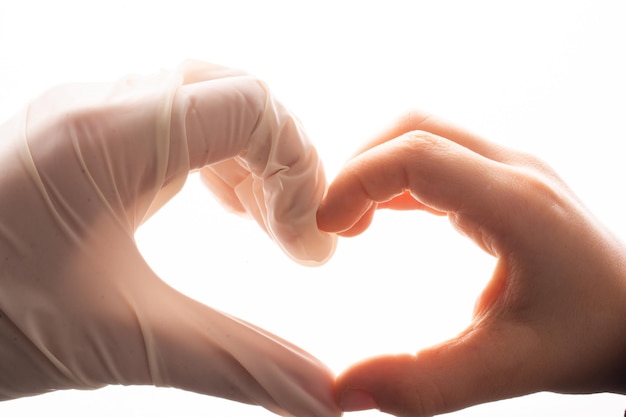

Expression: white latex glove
xmin=0 ymin=60 xmax=339 ymax=417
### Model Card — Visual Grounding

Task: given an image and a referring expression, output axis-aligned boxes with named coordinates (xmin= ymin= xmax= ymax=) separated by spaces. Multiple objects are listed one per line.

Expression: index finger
xmin=351 ymin=110 xmax=512 ymax=163
xmin=317 ymin=109 xmax=529 ymax=238
xmin=316 ymin=128 xmax=519 ymax=247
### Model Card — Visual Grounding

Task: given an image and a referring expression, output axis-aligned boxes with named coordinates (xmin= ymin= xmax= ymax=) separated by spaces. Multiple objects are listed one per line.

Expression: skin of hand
xmin=0 ymin=61 xmax=339 ymax=417
xmin=317 ymin=111 xmax=626 ymax=416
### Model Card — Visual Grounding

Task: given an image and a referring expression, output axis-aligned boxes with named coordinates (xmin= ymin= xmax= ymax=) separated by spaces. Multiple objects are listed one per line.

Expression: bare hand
xmin=318 ymin=111 xmax=626 ymax=416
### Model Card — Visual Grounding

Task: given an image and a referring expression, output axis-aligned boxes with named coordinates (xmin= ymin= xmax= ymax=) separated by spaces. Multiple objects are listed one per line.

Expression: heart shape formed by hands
xmin=2 ymin=60 xmax=626 ymax=417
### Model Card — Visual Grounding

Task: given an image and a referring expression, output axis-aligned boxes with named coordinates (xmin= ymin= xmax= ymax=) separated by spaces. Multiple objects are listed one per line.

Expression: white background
xmin=1 ymin=1 xmax=625 ymax=416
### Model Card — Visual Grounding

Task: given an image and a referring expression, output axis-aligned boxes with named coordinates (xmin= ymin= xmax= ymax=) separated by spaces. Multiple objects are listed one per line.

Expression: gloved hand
xmin=0 ymin=60 xmax=339 ymax=417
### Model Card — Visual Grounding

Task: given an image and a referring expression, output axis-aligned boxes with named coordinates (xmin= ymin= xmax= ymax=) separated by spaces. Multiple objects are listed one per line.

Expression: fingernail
xmin=340 ymin=388 xmax=378 ymax=411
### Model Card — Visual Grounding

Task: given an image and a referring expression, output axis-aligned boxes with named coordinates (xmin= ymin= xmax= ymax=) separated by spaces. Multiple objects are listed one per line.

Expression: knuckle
xmin=512 ymin=149 xmax=558 ymax=176
xmin=396 ymin=109 xmax=435 ymax=133
xmin=399 ymin=130 xmax=451 ymax=157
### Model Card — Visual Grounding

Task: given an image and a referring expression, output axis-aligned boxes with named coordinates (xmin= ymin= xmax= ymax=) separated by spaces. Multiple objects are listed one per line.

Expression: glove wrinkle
xmin=241 ymin=83 xmax=336 ymax=265
xmin=140 ymin=69 xmax=187 ymax=227
xmin=18 ymin=105 xmax=84 ymax=245
xmin=0 ymin=306 xmax=79 ymax=400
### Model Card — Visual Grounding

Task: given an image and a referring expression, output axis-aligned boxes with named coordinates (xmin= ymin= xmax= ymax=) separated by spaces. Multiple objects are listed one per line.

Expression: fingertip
xmin=281 ymin=227 xmax=338 ymax=267
xmin=317 ymin=191 xmax=375 ymax=235
xmin=315 ymin=193 xmax=344 ymax=233
xmin=338 ymin=388 xmax=379 ymax=412
xmin=334 ymin=354 xmax=429 ymax=417
xmin=335 ymin=204 xmax=376 ymax=237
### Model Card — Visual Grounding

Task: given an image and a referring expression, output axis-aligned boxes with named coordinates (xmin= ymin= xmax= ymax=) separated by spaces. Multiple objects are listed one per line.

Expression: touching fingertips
xmin=339 ymin=388 xmax=379 ymax=412
xmin=316 ymin=203 xmax=353 ymax=233
xmin=317 ymin=191 xmax=376 ymax=235
xmin=315 ymin=205 xmax=336 ymax=233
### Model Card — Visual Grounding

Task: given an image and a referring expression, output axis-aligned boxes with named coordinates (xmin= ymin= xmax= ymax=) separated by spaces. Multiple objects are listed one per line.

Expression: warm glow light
xmin=1 ymin=1 xmax=625 ymax=416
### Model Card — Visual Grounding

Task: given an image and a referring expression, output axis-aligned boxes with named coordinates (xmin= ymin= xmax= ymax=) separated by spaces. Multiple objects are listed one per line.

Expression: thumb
xmin=124 ymin=279 xmax=341 ymax=417
xmin=335 ymin=322 xmax=542 ymax=416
